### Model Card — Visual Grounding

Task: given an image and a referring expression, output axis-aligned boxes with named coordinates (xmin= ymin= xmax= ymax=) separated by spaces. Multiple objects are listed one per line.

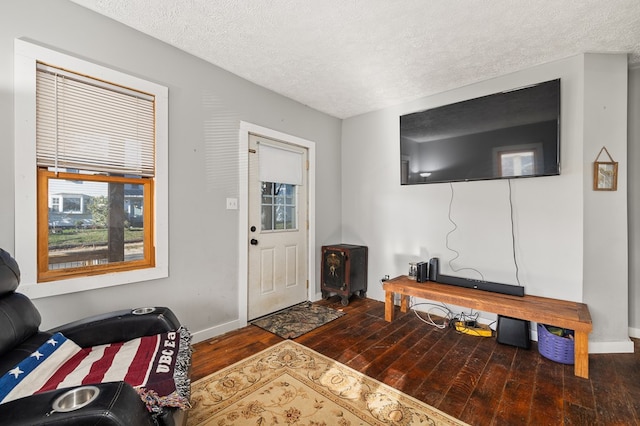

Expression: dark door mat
xmin=251 ymin=302 xmax=346 ymax=339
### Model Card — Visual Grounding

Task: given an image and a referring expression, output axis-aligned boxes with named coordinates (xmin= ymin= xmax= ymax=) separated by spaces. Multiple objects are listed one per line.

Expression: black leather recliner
xmin=0 ymin=249 xmax=189 ymax=425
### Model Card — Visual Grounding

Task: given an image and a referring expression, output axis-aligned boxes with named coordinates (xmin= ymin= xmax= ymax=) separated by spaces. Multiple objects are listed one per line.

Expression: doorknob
xmin=250 ymin=239 xmax=259 ymax=245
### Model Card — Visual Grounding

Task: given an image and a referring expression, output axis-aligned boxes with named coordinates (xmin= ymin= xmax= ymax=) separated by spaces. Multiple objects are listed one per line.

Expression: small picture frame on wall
xmin=593 ymin=147 xmax=618 ymax=191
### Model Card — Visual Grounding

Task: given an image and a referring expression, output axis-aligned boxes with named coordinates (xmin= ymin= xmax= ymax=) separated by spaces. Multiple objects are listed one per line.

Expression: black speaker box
xmin=428 ymin=257 xmax=439 ymax=281
xmin=496 ymin=315 xmax=531 ymax=349
xmin=416 ymin=261 xmax=428 ymax=282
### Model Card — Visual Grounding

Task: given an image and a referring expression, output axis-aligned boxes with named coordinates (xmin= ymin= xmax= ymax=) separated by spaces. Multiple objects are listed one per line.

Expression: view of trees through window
xmin=45 ymin=174 xmax=147 ymax=271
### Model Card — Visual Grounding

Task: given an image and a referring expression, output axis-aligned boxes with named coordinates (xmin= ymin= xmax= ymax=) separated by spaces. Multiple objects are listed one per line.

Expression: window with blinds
xmin=36 ymin=63 xmax=156 ymax=282
xmin=36 ymin=63 xmax=156 ymax=176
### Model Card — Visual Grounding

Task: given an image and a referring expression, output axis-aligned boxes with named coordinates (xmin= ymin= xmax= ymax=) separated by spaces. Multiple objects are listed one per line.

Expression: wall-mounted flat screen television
xmin=400 ymin=79 xmax=560 ymax=185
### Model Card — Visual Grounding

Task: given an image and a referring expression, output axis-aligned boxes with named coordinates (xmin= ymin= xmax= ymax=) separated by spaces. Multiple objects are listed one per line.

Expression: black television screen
xmin=400 ymin=79 xmax=560 ymax=185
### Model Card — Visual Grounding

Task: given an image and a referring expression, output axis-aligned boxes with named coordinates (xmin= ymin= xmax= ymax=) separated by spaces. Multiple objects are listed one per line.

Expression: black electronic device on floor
xmin=496 ymin=315 xmax=531 ymax=349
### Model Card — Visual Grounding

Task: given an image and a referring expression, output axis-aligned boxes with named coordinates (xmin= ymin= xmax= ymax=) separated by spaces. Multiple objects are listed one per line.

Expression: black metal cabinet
xmin=321 ymin=244 xmax=368 ymax=306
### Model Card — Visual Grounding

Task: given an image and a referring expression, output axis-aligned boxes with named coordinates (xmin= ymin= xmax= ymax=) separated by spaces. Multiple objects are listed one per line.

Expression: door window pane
xmin=261 ymin=182 xmax=297 ymax=231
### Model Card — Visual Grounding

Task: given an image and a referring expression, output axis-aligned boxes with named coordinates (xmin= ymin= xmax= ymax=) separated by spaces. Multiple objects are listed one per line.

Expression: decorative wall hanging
xmin=593 ymin=146 xmax=618 ymax=191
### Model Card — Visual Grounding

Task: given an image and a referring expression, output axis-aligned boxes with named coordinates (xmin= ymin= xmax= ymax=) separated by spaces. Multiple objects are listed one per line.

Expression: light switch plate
xmin=226 ymin=198 xmax=238 ymax=210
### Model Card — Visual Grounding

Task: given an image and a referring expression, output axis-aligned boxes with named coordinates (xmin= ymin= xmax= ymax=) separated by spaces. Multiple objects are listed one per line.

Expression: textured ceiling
xmin=71 ymin=0 xmax=640 ymax=119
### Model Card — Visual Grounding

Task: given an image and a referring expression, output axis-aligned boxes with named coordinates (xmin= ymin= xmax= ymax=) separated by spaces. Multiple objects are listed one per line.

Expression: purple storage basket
xmin=537 ymin=323 xmax=574 ymax=364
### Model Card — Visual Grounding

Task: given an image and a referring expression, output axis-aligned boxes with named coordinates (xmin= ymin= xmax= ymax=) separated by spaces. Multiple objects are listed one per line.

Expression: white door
xmin=248 ymin=134 xmax=308 ymax=320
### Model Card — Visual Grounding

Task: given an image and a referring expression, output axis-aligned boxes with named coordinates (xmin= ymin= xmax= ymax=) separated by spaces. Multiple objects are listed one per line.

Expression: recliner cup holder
xmin=132 ymin=307 xmax=156 ymax=315
xmin=51 ymin=386 xmax=100 ymax=413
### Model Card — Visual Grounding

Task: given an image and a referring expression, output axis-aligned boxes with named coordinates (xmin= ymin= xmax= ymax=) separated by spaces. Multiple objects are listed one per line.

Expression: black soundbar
xmin=428 ymin=258 xmax=525 ymax=297
xmin=436 ymin=273 xmax=525 ymax=296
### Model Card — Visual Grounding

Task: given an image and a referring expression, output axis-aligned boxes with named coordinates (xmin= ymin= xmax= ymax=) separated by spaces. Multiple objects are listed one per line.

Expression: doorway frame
xmin=238 ymin=121 xmax=316 ymax=327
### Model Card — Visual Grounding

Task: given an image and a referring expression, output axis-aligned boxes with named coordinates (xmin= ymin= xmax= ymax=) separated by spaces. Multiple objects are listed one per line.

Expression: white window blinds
xmin=36 ymin=63 xmax=156 ymax=177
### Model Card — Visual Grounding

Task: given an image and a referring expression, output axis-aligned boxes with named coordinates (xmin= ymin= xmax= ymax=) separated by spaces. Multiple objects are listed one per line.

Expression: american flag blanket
xmin=0 ymin=327 xmax=191 ymax=412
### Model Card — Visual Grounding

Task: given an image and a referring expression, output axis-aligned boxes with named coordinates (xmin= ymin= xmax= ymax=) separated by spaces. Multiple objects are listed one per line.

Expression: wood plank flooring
xmin=190 ymin=297 xmax=640 ymax=425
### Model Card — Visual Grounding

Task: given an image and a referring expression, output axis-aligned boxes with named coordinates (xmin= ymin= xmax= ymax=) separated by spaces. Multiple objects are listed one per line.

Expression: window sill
xmin=19 ymin=266 xmax=168 ymax=300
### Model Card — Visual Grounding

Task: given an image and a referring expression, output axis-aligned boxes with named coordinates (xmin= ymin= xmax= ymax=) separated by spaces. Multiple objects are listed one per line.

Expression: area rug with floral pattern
xmin=188 ymin=340 xmax=466 ymax=426
xmin=251 ymin=302 xmax=346 ymax=339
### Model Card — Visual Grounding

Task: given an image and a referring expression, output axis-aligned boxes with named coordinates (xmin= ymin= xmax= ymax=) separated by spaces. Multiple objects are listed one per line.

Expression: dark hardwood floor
xmin=191 ymin=297 xmax=640 ymax=425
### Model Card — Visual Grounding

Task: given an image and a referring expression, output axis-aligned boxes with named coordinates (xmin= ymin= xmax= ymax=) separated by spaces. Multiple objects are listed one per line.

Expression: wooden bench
xmin=382 ymin=275 xmax=593 ymax=379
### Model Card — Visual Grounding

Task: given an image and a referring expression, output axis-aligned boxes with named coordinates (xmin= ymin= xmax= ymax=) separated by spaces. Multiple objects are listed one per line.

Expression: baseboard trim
xmin=190 ymin=319 xmax=241 ymax=344
xmin=192 ymin=293 xmax=323 ymax=344
xmin=588 ymin=339 xmax=635 ymax=354
xmin=628 ymin=327 xmax=640 ymax=339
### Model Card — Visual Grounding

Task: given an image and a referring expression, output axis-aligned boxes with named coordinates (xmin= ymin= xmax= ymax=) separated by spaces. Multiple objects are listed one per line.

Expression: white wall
xmin=628 ymin=66 xmax=640 ymax=337
xmin=341 ymin=54 xmax=632 ymax=352
xmin=0 ymin=0 xmax=342 ymax=341
xmin=582 ymin=54 xmax=630 ymax=350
